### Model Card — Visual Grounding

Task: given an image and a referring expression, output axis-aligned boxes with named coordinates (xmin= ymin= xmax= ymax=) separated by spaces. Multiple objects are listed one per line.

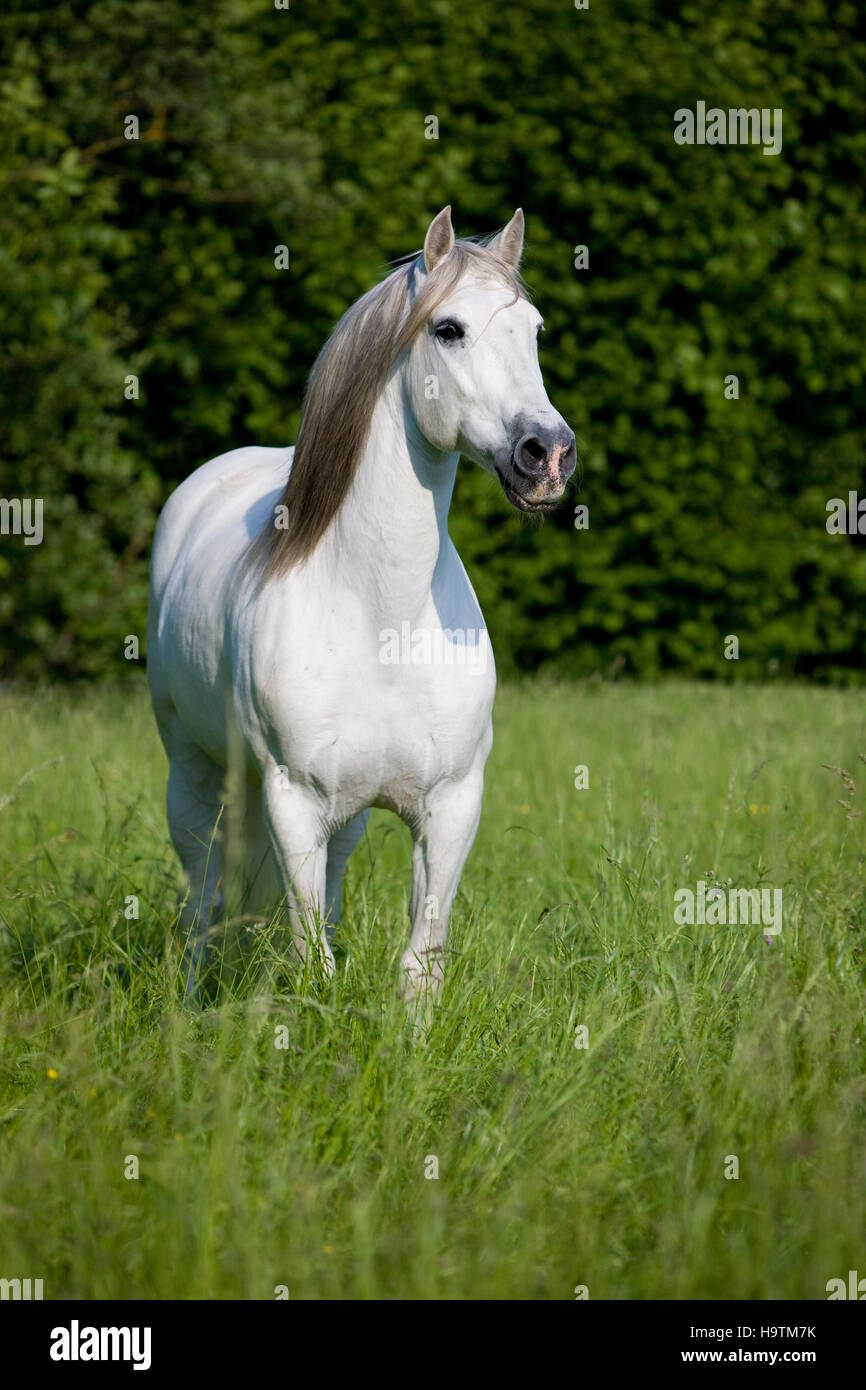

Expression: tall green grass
xmin=0 ymin=679 xmax=864 ymax=1298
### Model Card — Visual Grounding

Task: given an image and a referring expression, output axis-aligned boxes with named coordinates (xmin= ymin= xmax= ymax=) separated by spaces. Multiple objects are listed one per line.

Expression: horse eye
xmin=434 ymin=320 xmax=464 ymax=343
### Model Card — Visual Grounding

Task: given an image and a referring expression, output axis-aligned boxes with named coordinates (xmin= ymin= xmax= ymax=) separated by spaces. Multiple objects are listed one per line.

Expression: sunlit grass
xmin=0 ymin=678 xmax=864 ymax=1298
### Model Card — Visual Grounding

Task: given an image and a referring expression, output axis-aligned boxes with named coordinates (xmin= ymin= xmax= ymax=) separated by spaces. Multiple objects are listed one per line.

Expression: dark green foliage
xmin=2 ymin=0 xmax=864 ymax=679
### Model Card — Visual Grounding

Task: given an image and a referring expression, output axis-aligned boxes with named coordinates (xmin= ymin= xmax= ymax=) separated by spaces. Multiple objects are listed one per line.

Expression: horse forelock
xmin=251 ymin=238 xmax=527 ymax=580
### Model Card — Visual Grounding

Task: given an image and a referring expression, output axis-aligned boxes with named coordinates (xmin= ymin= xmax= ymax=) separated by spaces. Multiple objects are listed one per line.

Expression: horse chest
xmin=262 ymin=656 xmax=494 ymax=817
xmin=245 ymin=579 xmax=494 ymax=805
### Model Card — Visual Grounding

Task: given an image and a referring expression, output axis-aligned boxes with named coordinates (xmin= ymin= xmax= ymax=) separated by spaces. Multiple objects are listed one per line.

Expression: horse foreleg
xmin=403 ymin=772 xmax=484 ymax=1032
xmin=261 ymin=773 xmax=332 ymax=978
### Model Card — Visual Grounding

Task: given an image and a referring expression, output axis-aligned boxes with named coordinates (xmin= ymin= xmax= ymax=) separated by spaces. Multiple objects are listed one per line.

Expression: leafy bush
xmin=2 ymin=0 xmax=864 ymax=680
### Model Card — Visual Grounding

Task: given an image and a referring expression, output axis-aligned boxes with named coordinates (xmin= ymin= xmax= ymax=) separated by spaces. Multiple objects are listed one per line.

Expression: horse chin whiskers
xmin=495 ymin=467 xmax=562 ymax=513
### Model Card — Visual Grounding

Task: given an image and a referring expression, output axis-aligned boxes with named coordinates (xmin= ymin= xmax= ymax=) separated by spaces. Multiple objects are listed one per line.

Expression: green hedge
xmin=2 ymin=0 xmax=864 ymax=680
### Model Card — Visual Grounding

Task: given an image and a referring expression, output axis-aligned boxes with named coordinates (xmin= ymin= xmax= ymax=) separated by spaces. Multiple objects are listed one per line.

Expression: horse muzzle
xmin=495 ymin=422 xmax=578 ymax=512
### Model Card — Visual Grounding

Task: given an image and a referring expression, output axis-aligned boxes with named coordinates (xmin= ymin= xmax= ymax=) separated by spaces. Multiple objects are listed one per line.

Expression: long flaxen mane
xmin=248 ymin=234 xmax=527 ymax=581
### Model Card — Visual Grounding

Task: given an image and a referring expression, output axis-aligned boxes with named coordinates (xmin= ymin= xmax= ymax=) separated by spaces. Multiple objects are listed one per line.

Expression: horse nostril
xmin=515 ymin=434 xmax=548 ymax=477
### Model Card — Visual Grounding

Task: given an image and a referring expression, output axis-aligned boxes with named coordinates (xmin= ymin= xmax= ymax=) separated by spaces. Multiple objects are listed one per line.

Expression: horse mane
xmin=247 ymin=235 xmax=527 ymax=581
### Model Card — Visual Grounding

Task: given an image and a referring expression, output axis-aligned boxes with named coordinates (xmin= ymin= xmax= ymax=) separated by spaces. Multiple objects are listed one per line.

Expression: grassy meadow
xmin=0 ymin=678 xmax=864 ymax=1300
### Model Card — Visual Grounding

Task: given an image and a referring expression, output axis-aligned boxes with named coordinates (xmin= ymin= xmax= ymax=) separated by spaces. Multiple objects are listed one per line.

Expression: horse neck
xmin=325 ymin=373 xmax=459 ymax=623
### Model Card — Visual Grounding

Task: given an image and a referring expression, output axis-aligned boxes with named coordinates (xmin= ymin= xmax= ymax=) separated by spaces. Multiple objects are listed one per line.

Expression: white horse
xmin=147 ymin=207 xmax=576 ymax=1014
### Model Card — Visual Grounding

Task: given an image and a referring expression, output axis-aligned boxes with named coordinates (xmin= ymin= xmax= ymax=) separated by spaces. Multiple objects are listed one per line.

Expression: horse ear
xmin=423 ymin=206 xmax=455 ymax=272
xmin=490 ymin=208 xmax=525 ymax=268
